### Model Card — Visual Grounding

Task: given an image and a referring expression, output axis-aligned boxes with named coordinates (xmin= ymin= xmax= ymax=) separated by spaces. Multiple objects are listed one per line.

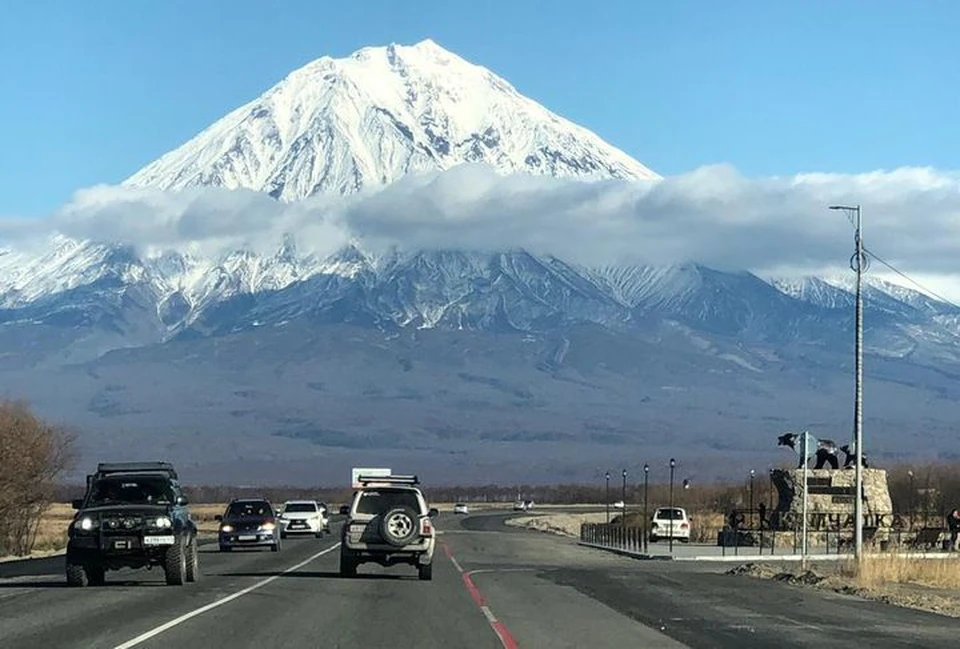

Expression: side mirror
xmin=428 ymin=508 xmax=439 ymax=518
xmin=214 ymin=515 xmax=223 ymax=522
xmin=71 ymin=499 xmax=84 ymax=510
xmin=339 ymin=505 xmax=350 ymax=516
xmin=176 ymin=495 xmax=189 ymax=506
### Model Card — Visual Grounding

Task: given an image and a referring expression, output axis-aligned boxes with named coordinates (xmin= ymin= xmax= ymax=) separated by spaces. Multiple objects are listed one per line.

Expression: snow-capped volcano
xmin=123 ymin=39 xmax=659 ymax=200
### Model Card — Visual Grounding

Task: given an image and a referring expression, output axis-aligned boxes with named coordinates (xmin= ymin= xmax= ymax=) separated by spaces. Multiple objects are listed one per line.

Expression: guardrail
xmin=580 ymin=522 xmax=952 ymax=558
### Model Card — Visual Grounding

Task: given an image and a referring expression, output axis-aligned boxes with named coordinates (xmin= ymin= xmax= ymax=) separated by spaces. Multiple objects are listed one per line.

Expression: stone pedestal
xmin=771 ymin=468 xmax=893 ymax=532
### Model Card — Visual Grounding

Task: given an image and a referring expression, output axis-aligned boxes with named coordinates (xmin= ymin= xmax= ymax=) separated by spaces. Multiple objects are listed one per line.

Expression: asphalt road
xmin=2 ymin=512 xmax=960 ymax=648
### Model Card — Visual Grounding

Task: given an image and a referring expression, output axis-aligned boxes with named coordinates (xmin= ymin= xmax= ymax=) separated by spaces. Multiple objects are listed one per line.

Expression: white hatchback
xmin=649 ymin=507 xmax=691 ymax=542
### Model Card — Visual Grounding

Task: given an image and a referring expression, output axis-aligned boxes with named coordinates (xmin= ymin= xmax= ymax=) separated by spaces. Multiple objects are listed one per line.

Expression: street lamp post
xmin=605 ymin=471 xmax=611 ymax=525
xmin=621 ymin=469 xmax=627 ymax=526
xmin=669 ymin=458 xmax=676 ymax=553
xmin=749 ymin=469 xmax=756 ymax=528
xmin=643 ymin=464 xmax=649 ymax=553
xmin=907 ymin=469 xmax=915 ymax=525
xmin=830 ymin=203 xmax=865 ymax=563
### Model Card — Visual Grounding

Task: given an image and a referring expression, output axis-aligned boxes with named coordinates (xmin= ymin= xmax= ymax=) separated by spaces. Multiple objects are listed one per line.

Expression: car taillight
xmin=421 ymin=518 xmax=433 ymax=536
xmin=681 ymin=522 xmax=689 ymax=529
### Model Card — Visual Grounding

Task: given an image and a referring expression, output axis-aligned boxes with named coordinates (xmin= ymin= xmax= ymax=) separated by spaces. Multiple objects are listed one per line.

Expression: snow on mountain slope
xmin=123 ymin=39 xmax=659 ymax=200
xmin=0 ymin=236 xmax=147 ymax=308
xmin=771 ymin=274 xmax=959 ymax=318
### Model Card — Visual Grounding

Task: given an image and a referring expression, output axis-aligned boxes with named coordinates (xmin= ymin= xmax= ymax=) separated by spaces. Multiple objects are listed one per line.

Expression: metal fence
xmin=580 ymin=516 xmax=952 ymax=557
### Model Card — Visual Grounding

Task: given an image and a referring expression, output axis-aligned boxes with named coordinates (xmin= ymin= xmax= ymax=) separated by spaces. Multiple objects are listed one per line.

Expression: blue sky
xmin=1 ymin=0 xmax=957 ymax=216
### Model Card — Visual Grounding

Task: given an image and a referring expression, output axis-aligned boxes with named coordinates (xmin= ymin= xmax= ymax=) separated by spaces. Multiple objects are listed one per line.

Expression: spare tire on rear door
xmin=379 ymin=506 xmax=419 ymax=547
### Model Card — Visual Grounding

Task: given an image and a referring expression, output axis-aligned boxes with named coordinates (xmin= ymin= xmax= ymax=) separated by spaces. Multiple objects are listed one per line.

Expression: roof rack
xmin=357 ymin=474 xmax=419 ymax=486
xmin=95 ymin=462 xmax=179 ymax=480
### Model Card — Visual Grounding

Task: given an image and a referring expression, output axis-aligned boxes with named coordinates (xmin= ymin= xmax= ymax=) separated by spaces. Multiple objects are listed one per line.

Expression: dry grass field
xmin=849 ymin=555 xmax=960 ymax=590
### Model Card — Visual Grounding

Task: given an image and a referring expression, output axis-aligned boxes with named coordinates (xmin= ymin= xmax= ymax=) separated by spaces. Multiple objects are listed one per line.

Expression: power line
xmin=863 ymin=246 xmax=960 ymax=310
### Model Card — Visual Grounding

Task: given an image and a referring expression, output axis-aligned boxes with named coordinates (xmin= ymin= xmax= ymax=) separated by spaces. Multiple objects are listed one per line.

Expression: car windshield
xmin=86 ymin=476 xmax=174 ymax=506
xmin=284 ymin=503 xmax=317 ymax=513
xmin=655 ymin=508 xmax=685 ymax=520
xmin=355 ymin=489 xmax=420 ymax=515
xmin=227 ymin=501 xmax=272 ymax=517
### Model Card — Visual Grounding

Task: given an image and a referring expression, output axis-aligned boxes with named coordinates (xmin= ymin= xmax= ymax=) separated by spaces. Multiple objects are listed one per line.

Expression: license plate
xmin=291 ymin=522 xmax=306 ymax=528
xmin=238 ymin=534 xmax=257 ymax=541
xmin=142 ymin=535 xmax=175 ymax=546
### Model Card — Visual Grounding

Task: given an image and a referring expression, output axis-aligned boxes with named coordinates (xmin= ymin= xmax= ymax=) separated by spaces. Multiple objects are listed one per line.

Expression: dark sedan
xmin=216 ymin=498 xmax=281 ymax=552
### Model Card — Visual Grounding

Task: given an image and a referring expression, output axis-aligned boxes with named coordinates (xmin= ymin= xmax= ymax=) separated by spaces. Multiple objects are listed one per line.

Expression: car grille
xmin=101 ymin=515 xmax=144 ymax=533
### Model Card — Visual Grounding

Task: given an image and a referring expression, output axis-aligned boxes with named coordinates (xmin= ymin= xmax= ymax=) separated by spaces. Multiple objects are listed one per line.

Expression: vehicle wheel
xmin=66 ymin=562 xmax=89 ymax=587
xmin=418 ymin=562 xmax=433 ymax=581
xmin=219 ymin=545 xmax=232 ymax=552
xmin=314 ymin=531 xmax=323 ymax=538
xmin=379 ymin=506 xmax=419 ymax=547
xmin=271 ymin=542 xmax=280 ymax=552
xmin=340 ymin=551 xmax=357 ymax=578
xmin=185 ymin=537 xmax=200 ymax=582
xmin=164 ymin=540 xmax=187 ymax=585
xmin=86 ymin=563 xmax=106 ymax=586
xmin=649 ymin=535 xmax=659 ymax=543
xmin=280 ymin=532 xmax=287 ymax=540
xmin=680 ymin=538 xmax=690 ymax=544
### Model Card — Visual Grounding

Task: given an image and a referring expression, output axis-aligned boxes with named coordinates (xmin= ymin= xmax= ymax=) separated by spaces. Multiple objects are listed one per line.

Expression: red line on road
xmin=491 ymin=621 xmax=520 ymax=649
xmin=462 ymin=571 xmax=486 ymax=607
xmin=442 ymin=541 xmax=520 ymax=649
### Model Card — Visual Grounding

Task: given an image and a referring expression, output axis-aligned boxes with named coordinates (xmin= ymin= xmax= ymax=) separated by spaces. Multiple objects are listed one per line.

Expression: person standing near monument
xmin=947 ymin=509 xmax=960 ymax=551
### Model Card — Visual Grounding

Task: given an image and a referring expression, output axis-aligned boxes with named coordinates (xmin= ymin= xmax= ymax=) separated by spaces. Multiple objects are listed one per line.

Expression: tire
xmin=379 ymin=506 xmax=419 ymax=547
xmin=66 ymin=562 xmax=89 ymax=587
xmin=87 ymin=563 xmax=106 ymax=586
xmin=649 ymin=535 xmax=659 ymax=543
xmin=280 ymin=532 xmax=287 ymax=540
xmin=418 ymin=562 xmax=433 ymax=581
xmin=271 ymin=542 xmax=280 ymax=552
xmin=314 ymin=531 xmax=323 ymax=539
xmin=680 ymin=538 xmax=690 ymax=544
xmin=164 ymin=540 xmax=187 ymax=585
xmin=340 ymin=550 xmax=357 ymax=578
xmin=185 ymin=537 xmax=200 ymax=582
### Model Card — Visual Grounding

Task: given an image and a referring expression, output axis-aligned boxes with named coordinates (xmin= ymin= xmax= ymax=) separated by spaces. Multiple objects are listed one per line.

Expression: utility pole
xmin=830 ymin=204 xmax=865 ymax=564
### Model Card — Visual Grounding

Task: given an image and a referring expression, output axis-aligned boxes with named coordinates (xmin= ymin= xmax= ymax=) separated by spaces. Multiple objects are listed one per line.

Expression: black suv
xmin=66 ymin=462 xmax=199 ymax=587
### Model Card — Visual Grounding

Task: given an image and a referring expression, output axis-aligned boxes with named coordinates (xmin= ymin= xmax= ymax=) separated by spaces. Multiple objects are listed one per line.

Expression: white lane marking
xmin=449 ymin=554 xmax=464 ymax=574
xmin=480 ymin=605 xmax=498 ymax=623
xmin=773 ymin=614 xmax=822 ymax=631
xmin=112 ymin=542 xmax=340 ymax=649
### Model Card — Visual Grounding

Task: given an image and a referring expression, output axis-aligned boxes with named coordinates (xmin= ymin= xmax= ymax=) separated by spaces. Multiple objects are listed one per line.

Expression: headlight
xmin=78 ymin=516 xmax=96 ymax=531
xmin=259 ymin=522 xmax=276 ymax=532
xmin=220 ymin=524 xmax=234 ymax=533
xmin=154 ymin=516 xmax=172 ymax=529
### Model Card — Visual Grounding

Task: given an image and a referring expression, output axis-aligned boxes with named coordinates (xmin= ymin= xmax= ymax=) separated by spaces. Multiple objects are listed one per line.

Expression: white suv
xmin=649 ymin=507 xmax=691 ymax=543
xmin=278 ymin=500 xmax=329 ymax=538
xmin=340 ymin=475 xmax=438 ymax=581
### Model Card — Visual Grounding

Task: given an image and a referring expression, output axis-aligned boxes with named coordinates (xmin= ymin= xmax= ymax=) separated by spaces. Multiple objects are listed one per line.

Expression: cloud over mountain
xmin=5 ymin=164 xmax=960 ymax=290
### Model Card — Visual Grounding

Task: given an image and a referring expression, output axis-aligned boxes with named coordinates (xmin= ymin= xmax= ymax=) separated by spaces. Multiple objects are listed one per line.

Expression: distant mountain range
xmin=2 ymin=40 xmax=958 ymax=484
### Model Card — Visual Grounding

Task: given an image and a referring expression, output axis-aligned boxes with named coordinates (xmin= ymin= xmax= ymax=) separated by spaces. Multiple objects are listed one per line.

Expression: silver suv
xmin=339 ymin=474 xmax=438 ymax=581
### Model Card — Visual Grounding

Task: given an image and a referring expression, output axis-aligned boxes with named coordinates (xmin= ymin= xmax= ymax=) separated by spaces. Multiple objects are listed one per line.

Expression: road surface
xmin=1 ymin=512 xmax=958 ymax=648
